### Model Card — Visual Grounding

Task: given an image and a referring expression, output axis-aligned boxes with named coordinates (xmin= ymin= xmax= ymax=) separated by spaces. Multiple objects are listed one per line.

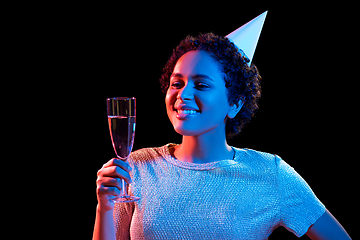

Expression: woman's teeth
xmin=177 ymin=110 xmax=198 ymax=115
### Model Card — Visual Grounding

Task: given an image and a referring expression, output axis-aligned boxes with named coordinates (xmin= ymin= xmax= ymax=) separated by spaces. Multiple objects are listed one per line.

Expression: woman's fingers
xmin=97 ymin=158 xmax=133 ymax=184
xmin=101 ymin=158 xmax=132 ymax=172
xmin=97 ymin=185 xmax=121 ymax=198
xmin=97 ymin=176 xmax=122 ymax=189
xmin=99 ymin=165 xmax=132 ymax=184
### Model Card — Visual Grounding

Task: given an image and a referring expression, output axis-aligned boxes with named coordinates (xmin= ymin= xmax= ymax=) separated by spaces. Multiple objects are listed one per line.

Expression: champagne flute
xmin=106 ymin=97 xmax=139 ymax=203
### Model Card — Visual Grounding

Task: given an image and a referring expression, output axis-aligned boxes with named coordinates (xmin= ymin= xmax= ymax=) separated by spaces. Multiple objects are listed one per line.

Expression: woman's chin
xmin=173 ymin=126 xmax=199 ymax=136
xmin=173 ymin=123 xmax=219 ymax=137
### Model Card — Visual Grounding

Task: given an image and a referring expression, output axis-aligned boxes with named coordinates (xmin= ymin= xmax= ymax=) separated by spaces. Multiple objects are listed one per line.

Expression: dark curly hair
xmin=159 ymin=33 xmax=261 ymax=138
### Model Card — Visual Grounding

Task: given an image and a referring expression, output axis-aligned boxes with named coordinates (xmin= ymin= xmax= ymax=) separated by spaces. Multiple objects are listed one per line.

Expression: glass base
xmin=113 ymin=195 xmax=140 ymax=203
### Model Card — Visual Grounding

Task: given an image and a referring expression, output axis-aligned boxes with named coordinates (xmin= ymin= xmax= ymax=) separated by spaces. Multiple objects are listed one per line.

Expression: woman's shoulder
xmin=235 ymin=147 xmax=278 ymax=162
xmin=233 ymin=147 xmax=284 ymax=171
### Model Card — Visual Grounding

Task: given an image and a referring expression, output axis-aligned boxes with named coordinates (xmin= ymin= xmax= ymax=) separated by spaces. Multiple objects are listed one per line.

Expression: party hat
xmin=226 ymin=11 xmax=267 ymax=65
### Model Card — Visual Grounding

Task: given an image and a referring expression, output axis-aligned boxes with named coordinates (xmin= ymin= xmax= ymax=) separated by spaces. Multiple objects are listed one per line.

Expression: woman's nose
xmin=177 ymin=83 xmax=194 ymax=101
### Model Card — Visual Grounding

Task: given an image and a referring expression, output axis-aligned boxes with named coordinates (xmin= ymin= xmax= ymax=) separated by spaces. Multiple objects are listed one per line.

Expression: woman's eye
xmin=196 ymin=83 xmax=210 ymax=90
xmin=171 ymin=82 xmax=182 ymax=88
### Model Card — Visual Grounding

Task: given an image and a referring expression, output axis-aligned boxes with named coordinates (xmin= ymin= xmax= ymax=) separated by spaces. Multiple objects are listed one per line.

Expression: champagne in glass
xmin=108 ymin=116 xmax=135 ymax=160
xmin=106 ymin=97 xmax=139 ymax=203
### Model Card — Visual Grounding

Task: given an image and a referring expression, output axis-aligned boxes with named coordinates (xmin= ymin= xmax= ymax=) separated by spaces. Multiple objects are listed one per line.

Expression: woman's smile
xmin=174 ymin=104 xmax=201 ymax=120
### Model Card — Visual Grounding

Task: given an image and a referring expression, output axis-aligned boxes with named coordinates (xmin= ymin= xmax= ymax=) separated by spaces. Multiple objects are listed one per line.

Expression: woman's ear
xmin=227 ymin=98 xmax=244 ymax=119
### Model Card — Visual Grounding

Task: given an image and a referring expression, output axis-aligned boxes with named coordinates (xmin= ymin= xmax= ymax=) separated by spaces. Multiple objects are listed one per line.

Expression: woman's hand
xmin=96 ymin=158 xmax=133 ymax=211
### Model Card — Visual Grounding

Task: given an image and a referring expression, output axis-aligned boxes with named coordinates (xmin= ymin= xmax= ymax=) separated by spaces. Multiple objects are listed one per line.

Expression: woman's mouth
xmin=175 ymin=109 xmax=200 ymax=120
xmin=177 ymin=109 xmax=198 ymax=115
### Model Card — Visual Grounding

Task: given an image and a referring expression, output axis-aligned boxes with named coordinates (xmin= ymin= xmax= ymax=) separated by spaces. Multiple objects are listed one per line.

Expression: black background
xmin=18 ymin=3 xmax=356 ymax=239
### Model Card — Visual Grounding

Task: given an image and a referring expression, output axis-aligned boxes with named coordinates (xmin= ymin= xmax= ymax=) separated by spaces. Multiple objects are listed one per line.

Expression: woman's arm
xmin=306 ymin=209 xmax=351 ymax=240
xmin=93 ymin=206 xmax=116 ymax=240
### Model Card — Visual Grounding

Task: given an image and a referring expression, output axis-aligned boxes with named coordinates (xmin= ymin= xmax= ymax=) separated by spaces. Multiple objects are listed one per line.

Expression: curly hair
xmin=159 ymin=33 xmax=261 ymax=139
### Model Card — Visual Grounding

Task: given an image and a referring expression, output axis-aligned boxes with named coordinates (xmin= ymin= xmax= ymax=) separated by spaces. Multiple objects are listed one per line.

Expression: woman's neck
xmin=173 ymin=126 xmax=233 ymax=164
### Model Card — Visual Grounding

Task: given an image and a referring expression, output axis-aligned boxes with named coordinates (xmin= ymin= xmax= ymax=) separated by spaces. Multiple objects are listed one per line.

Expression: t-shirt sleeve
xmin=275 ymin=155 xmax=326 ymax=237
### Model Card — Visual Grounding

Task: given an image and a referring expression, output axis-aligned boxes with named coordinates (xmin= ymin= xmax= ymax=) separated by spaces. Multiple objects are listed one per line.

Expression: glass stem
xmin=121 ymin=179 xmax=128 ymax=196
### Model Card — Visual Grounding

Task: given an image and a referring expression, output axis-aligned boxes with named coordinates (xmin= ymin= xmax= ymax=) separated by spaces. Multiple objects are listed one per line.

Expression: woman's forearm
xmin=93 ymin=204 xmax=116 ymax=240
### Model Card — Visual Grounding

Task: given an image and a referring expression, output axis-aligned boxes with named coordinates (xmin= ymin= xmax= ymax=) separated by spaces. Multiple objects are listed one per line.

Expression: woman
xmin=93 ymin=34 xmax=351 ymax=239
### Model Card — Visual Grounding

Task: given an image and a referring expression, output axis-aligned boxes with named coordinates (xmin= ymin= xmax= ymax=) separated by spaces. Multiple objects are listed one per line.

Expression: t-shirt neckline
xmin=163 ymin=143 xmax=241 ymax=171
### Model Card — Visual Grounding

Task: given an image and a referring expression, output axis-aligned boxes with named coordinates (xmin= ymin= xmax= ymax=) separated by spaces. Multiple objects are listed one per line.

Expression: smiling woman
xmin=93 ymin=31 xmax=351 ymax=240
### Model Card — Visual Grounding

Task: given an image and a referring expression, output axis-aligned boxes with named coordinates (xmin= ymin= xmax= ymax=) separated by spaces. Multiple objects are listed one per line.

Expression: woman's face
xmin=165 ymin=50 xmax=233 ymax=137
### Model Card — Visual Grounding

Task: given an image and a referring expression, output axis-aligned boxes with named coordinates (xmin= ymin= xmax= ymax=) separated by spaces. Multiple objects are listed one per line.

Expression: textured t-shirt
xmin=114 ymin=144 xmax=325 ymax=239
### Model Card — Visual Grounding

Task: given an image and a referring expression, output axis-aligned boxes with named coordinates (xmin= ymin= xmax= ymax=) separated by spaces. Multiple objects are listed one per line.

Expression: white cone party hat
xmin=226 ymin=11 xmax=267 ymax=65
